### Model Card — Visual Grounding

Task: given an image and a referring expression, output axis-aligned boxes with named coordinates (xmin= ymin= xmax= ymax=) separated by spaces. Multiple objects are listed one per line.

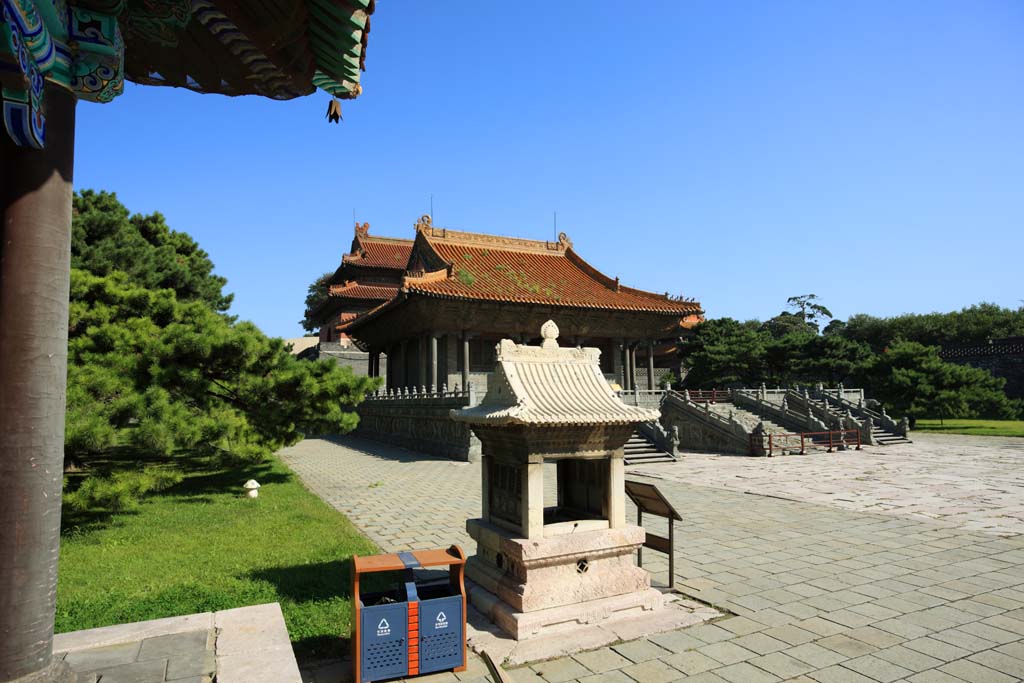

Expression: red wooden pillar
xmin=0 ymin=85 xmax=79 ymax=683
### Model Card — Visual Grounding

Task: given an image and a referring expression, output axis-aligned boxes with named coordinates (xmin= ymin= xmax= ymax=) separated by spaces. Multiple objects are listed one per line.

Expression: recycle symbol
xmin=436 ymin=611 xmax=447 ymax=625
xmin=378 ymin=618 xmax=389 ymax=630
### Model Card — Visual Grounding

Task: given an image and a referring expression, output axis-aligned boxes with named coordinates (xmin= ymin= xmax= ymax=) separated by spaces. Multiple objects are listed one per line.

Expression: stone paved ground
xmin=633 ymin=433 xmax=1024 ymax=536
xmin=282 ymin=435 xmax=1024 ymax=682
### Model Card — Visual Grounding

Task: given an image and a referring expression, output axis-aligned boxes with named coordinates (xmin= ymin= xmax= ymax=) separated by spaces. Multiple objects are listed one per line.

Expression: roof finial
xmin=540 ymin=320 xmax=559 ymax=349
xmin=355 ymin=222 xmax=370 ymax=237
xmin=558 ymin=232 xmax=573 ymax=250
xmin=415 ymin=214 xmax=432 ymax=232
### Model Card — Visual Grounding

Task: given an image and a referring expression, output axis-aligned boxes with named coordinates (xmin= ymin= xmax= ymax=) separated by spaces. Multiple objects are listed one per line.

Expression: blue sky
xmin=75 ymin=1 xmax=1024 ymax=338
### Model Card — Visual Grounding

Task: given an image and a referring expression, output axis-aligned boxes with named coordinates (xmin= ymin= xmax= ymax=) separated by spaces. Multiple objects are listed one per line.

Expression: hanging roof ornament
xmin=326 ymin=96 xmax=342 ymax=123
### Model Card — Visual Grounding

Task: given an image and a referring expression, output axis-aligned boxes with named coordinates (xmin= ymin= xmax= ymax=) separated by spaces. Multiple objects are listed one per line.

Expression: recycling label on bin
xmin=434 ymin=611 xmax=448 ymax=629
xmin=377 ymin=618 xmax=391 ymax=636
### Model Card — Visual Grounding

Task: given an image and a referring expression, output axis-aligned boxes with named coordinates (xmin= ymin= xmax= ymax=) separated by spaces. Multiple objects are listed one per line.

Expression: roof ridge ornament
xmin=415 ymin=214 xmax=433 ymax=232
xmin=558 ymin=232 xmax=573 ymax=250
xmin=540 ymin=320 xmax=559 ymax=349
xmin=355 ymin=221 xmax=370 ymax=237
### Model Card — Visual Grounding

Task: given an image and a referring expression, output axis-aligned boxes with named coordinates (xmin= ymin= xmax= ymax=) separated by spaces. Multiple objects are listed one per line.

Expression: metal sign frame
xmin=625 ymin=480 xmax=682 ymax=589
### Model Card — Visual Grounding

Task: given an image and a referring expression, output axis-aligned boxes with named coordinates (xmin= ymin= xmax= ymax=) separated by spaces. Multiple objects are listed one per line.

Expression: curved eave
xmin=336 ymin=291 xmax=407 ymax=332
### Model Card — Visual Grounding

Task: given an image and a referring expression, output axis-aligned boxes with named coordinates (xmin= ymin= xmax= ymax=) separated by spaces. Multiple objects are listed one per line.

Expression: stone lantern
xmin=452 ymin=321 xmax=664 ymax=640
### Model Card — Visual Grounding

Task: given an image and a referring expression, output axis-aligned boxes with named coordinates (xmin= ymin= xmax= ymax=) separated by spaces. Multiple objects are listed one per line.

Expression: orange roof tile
xmin=343 ymin=231 xmax=413 ymax=270
xmin=328 ymin=282 xmax=399 ymax=301
xmin=402 ymin=228 xmax=700 ymax=315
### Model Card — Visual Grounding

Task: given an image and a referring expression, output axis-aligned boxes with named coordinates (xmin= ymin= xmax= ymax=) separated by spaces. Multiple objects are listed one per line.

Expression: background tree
xmin=679 ymin=318 xmax=768 ymax=388
xmin=301 ymin=271 xmax=334 ymax=333
xmin=73 ymin=190 xmax=233 ymax=312
xmin=66 ymin=192 xmax=378 ymax=509
xmin=853 ymin=340 xmax=1020 ymax=422
xmin=787 ymin=294 xmax=833 ymax=329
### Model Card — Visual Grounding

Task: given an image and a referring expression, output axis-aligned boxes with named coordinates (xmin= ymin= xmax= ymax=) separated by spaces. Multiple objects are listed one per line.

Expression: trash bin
xmin=352 ymin=545 xmax=467 ymax=683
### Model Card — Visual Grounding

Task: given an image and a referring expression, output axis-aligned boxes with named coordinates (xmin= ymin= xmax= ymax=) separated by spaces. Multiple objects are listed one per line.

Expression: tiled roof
xmin=343 ymin=237 xmax=413 ymax=270
xmin=328 ymin=282 xmax=399 ymax=301
xmin=404 ymin=228 xmax=700 ymax=315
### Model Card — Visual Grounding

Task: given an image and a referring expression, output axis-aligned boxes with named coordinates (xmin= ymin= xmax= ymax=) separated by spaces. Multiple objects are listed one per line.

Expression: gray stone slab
xmin=165 ymin=650 xmax=215 ymax=680
xmin=138 ymin=630 xmax=210 ymax=661
xmin=63 ymin=641 xmax=141 ymax=671
xmin=91 ymin=658 xmax=167 ymax=683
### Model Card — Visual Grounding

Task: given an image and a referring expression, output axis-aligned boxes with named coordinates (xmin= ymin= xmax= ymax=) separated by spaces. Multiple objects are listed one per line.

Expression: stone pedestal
xmin=465 ymin=519 xmax=666 ymax=639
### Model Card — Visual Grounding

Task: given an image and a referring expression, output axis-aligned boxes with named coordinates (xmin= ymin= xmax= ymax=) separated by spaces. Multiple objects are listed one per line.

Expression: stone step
xmin=624 ymin=430 xmax=676 ymax=465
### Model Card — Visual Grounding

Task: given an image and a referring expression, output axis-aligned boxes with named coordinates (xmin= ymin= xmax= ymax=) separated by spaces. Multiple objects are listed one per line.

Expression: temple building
xmin=310 ymin=216 xmax=703 ymax=392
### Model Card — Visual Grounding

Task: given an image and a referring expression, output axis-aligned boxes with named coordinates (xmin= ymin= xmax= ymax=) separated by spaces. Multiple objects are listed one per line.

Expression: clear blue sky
xmin=75 ymin=1 xmax=1024 ymax=338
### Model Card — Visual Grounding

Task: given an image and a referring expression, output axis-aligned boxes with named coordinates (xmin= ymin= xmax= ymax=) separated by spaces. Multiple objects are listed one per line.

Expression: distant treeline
xmin=679 ymin=301 xmax=1024 ymax=422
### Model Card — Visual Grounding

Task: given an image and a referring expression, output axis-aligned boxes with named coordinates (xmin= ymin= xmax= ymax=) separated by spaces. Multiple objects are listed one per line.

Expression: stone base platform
xmin=465 ymin=581 xmax=722 ymax=666
xmin=53 ymin=603 xmax=300 ymax=683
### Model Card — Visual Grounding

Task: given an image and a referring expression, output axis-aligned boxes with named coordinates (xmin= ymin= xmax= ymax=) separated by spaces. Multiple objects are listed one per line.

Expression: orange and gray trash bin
xmin=352 ymin=545 xmax=467 ymax=683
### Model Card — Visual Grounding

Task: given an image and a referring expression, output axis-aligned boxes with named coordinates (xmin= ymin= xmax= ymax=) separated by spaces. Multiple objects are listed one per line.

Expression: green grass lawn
xmin=57 ymin=452 xmax=379 ymax=660
xmin=914 ymin=419 xmax=1024 ymax=438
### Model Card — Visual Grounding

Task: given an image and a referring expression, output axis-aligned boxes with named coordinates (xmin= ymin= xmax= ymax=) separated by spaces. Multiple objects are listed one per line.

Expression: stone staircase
xmin=624 ymin=429 xmax=676 ymax=465
xmin=709 ymin=404 xmax=789 ymax=435
xmin=812 ymin=391 xmax=912 ymax=446
xmin=871 ymin=425 xmax=912 ymax=446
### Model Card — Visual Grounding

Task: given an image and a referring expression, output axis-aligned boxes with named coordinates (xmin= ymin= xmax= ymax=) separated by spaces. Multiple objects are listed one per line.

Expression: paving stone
xmin=843 ymin=626 xmax=905 ymax=649
xmin=968 ymin=649 xmax=1024 ymax=679
xmin=755 ymin=624 xmax=816 ymax=647
xmin=610 ymin=639 xmax=668 ymax=663
xmin=784 ymin=643 xmax=847 ymax=669
xmin=91 ymin=658 xmax=168 ymax=683
xmin=731 ymin=632 xmax=789 ymax=655
xmin=749 ymin=651 xmax=814 ymax=679
xmin=618 ymin=658 xmax=679 ymax=683
xmin=901 ymin=636 xmax=971 ymax=662
xmin=660 ymin=650 xmax=720 ymax=675
xmin=63 ymin=641 xmax=142 ymax=671
xmin=697 ymin=641 xmax=757 ymax=665
xmin=646 ymin=629 xmax=703 ymax=653
xmin=531 ymin=657 xmax=589 ymax=682
xmin=816 ymin=635 xmax=878 ymax=658
xmin=939 ymin=658 xmax=1019 ymax=683
xmin=797 ymin=618 xmax=848 ymax=638
xmin=576 ymin=670 xmax=634 ymax=683
xmin=138 ymin=630 xmax=210 ymax=660
xmin=677 ymin=672 xmax=729 ymax=683
xmin=685 ymin=624 xmax=737 ymax=644
xmin=805 ymin=664 xmax=879 ymax=683
xmin=714 ymin=660 xmax=782 ymax=683
xmin=571 ymin=648 xmax=631 ymax=674
xmin=872 ymin=644 xmax=943 ymax=673
xmin=717 ymin=616 xmax=766 ymax=636
xmin=905 ymin=671 xmax=967 ymax=683
xmin=166 ymin=651 xmax=216 ymax=680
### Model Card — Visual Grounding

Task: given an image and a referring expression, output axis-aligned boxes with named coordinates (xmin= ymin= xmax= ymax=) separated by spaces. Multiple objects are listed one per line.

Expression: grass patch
xmin=914 ymin=419 xmax=1024 ymax=438
xmin=57 ymin=453 xmax=378 ymax=661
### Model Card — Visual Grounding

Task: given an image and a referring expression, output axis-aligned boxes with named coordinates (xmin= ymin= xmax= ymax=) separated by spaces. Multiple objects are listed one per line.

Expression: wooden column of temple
xmin=647 ymin=340 xmax=656 ymax=390
xmin=461 ymin=333 xmax=470 ymax=391
xmin=0 ymin=84 xmax=79 ymax=683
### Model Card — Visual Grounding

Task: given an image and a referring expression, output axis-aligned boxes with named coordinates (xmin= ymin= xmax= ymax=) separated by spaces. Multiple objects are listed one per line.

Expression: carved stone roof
xmin=452 ymin=322 xmax=660 ymax=427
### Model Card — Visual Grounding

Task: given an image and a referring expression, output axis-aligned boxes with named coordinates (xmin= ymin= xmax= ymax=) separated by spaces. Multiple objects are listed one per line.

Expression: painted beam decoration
xmin=0 ymin=0 xmax=374 ymax=148
xmin=0 ymin=0 xmax=123 ymax=147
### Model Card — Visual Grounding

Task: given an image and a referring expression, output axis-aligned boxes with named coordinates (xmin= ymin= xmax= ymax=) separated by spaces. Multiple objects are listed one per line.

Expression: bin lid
xmin=451 ymin=320 xmax=659 ymax=427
